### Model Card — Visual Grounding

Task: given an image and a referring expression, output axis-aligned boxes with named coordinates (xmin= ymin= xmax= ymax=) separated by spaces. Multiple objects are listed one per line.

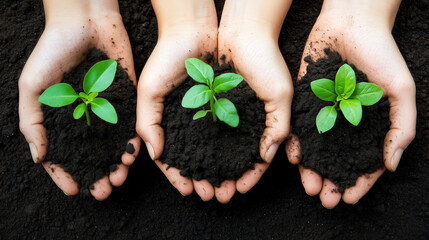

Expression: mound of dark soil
xmin=161 ymin=64 xmax=265 ymax=187
xmin=42 ymin=49 xmax=137 ymax=192
xmin=292 ymin=50 xmax=390 ymax=192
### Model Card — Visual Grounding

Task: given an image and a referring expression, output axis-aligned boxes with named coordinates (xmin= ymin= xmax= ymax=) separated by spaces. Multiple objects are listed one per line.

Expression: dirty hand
xmin=286 ymin=0 xmax=416 ymax=208
xmin=18 ymin=0 xmax=140 ymax=200
xmin=216 ymin=0 xmax=293 ymax=198
xmin=136 ymin=0 xmax=237 ymax=202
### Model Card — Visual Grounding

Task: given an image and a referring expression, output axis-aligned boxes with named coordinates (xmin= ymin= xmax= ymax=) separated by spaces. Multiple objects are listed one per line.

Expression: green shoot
xmin=39 ymin=60 xmax=118 ymax=126
xmin=181 ymin=58 xmax=243 ymax=127
xmin=311 ymin=63 xmax=383 ymax=134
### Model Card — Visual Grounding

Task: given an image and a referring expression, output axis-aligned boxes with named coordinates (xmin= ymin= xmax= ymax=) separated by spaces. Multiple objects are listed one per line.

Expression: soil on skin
xmin=41 ymin=49 xmax=137 ymax=193
xmin=1 ymin=0 xmax=428 ymax=239
xmin=161 ymin=64 xmax=265 ymax=187
xmin=292 ymin=49 xmax=390 ymax=193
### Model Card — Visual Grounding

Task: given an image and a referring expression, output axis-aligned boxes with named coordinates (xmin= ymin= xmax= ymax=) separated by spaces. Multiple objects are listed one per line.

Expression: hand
xmin=215 ymin=0 xmax=293 ymax=198
xmin=18 ymin=0 xmax=140 ymax=200
xmin=286 ymin=0 xmax=416 ymax=208
xmin=136 ymin=0 xmax=236 ymax=202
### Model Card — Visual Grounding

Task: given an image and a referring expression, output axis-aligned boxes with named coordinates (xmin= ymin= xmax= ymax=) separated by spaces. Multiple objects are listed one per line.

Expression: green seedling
xmin=311 ymin=63 xmax=383 ymax=134
xmin=181 ymin=58 xmax=243 ymax=127
xmin=39 ymin=59 xmax=118 ymax=126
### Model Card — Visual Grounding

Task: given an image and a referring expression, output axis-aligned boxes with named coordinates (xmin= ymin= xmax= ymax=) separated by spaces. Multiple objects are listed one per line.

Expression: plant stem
xmin=84 ymin=104 xmax=91 ymax=126
xmin=210 ymin=97 xmax=217 ymax=122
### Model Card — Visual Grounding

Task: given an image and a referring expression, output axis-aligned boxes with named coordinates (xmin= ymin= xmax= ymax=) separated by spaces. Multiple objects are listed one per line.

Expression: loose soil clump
xmin=42 ymin=49 xmax=137 ymax=193
xmin=161 ymin=63 xmax=265 ymax=187
xmin=292 ymin=49 xmax=390 ymax=192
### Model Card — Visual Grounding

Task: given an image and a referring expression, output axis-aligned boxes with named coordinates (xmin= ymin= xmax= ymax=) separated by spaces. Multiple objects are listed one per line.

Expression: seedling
xmin=311 ymin=63 xmax=383 ymax=134
xmin=181 ymin=58 xmax=243 ymax=127
xmin=39 ymin=60 xmax=118 ymax=126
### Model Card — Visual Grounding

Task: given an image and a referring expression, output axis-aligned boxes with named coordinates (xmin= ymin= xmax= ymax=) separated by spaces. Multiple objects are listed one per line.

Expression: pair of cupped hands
xmin=19 ymin=0 xmax=415 ymax=208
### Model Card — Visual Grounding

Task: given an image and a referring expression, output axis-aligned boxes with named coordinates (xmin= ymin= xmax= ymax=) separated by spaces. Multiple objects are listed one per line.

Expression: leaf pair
xmin=182 ymin=58 xmax=243 ymax=127
xmin=311 ymin=63 xmax=383 ymax=134
xmin=39 ymin=60 xmax=118 ymax=126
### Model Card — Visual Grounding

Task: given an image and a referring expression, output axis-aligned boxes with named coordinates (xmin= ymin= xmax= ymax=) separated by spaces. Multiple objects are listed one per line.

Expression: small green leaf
xmin=87 ymin=92 xmax=98 ymax=102
xmin=193 ymin=110 xmax=210 ymax=120
xmin=185 ymin=58 xmax=214 ymax=85
xmin=335 ymin=64 xmax=356 ymax=99
xmin=181 ymin=85 xmax=212 ymax=108
xmin=311 ymin=79 xmax=337 ymax=102
xmin=316 ymin=105 xmax=337 ymax=134
xmin=214 ymin=98 xmax=239 ymax=127
xmin=39 ymin=83 xmax=78 ymax=107
xmin=83 ymin=59 xmax=117 ymax=94
xmin=73 ymin=103 xmax=86 ymax=119
xmin=336 ymin=95 xmax=343 ymax=102
xmin=91 ymin=98 xmax=118 ymax=124
xmin=79 ymin=92 xmax=88 ymax=99
xmin=340 ymin=99 xmax=362 ymax=126
xmin=213 ymin=73 xmax=243 ymax=93
xmin=350 ymin=82 xmax=383 ymax=106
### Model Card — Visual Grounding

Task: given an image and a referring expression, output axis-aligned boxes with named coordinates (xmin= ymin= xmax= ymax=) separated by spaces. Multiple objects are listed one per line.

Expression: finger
xmin=154 ymin=160 xmax=193 ymax=196
xmin=215 ymin=180 xmax=236 ymax=204
xmin=109 ymin=164 xmax=129 ymax=187
xmin=285 ymin=134 xmax=302 ymax=165
xmin=342 ymin=168 xmax=385 ymax=205
xmin=319 ymin=178 xmax=342 ymax=209
xmin=42 ymin=162 xmax=79 ymax=196
xmin=121 ymin=135 xmax=141 ymax=166
xmin=298 ymin=165 xmax=322 ymax=196
xmin=383 ymin=92 xmax=416 ymax=172
xmin=90 ymin=176 xmax=113 ymax=201
xmin=193 ymin=179 xmax=215 ymax=202
xmin=236 ymin=162 xmax=269 ymax=193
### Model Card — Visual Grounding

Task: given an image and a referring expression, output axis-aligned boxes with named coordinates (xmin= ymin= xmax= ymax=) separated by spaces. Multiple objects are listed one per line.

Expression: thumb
xmin=19 ymin=80 xmax=48 ymax=163
xmin=383 ymin=88 xmax=416 ymax=172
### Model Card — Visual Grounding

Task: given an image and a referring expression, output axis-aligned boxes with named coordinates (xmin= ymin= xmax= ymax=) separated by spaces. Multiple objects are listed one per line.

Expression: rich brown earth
xmin=1 ymin=0 xmax=428 ymax=239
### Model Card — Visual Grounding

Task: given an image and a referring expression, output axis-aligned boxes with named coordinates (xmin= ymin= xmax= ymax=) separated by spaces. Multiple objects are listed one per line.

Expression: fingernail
xmin=145 ymin=142 xmax=155 ymax=160
xmin=264 ymin=144 xmax=279 ymax=163
xmin=63 ymin=191 xmax=69 ymax=196
xmin=391 ymin=148 xmax=403 ymax=171
xmin=29 ymin=143 xmax=39 ymax=163
xmin=353 ymin=200 xmax=360 ymax=205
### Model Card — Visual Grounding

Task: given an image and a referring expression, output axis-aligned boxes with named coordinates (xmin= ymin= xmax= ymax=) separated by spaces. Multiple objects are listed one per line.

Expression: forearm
xmin=220 ymin=0 xmax=293 ymax=40
xmin=321 ymin=0 xmax=401 ymax=30
xmin=43 ymin=0 xmax=121 ymax=26
xmin=151 ymin=0 xmax=218 ymax=39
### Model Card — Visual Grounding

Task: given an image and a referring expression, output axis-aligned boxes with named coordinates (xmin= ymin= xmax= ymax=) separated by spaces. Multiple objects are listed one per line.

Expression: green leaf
xmin=213 ymin=73 xmax=243 ymax=93
xmin=87 ymin=92 xmax=98 ymax=102
xmin=185 ymin=58 xmax=214 ymax=85
xmin=79 ymin=92 xmax=88 ymax=99
xmin=181 ymin=85 xmax=211 ymax=108
xmin=350 ymin=82 xmax=383 ymax=106
xmin=316 ymin=105 xmax=337 ymax=134
xmin=340 ymin=99 xmax=362 ymax=126
xmin=214 ymin=98 xmax=239 ymax=127
xmin=311 ymin=79 xmax=337 ymax=102
xmin=38 ymin=83 xmax=78 ymax=107
xmin=90 ymin=98 xmax=118 ymax=124
xmin=193 ymin=110 xmax=210 ymax=120
xmin=83 ymin=59 xmax=117 ymax=94
xmin=335 ymin=63 xmax=356 ymax=99
xmin=73 ymin=103 xmax=86 ymax=119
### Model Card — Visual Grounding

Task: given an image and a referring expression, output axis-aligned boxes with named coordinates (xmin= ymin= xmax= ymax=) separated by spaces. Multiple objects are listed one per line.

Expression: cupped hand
xmin=18 ymin=3 xmax=140 ymax=200
xmin=286 ymin=2 xmax=416 ymax=208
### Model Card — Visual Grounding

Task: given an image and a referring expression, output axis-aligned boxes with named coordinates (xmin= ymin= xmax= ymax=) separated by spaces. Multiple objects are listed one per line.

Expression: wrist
xmin=320 ymin=0 xmax=401 ymax=30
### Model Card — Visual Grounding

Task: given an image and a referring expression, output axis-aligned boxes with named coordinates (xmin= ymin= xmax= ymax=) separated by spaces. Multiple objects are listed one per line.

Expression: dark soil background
xmin=293 ymin=50 xmax=390 ymax=193
xmin=1 ymin=0 xmax=428 ymax=239
xmin=42 ymin=49 xmax=136 ymax=192
xmin=161 ymin=64 xmax=265 ymax=187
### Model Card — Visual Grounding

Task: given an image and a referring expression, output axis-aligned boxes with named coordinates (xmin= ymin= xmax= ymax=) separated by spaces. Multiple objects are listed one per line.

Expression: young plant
xmin=39 ymin=59 xmax=118 ymax=126
xmin=181 ymin=58 xmax=243 ymax=127
xmin=311 ymin=63 xmax=383 ymax=134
